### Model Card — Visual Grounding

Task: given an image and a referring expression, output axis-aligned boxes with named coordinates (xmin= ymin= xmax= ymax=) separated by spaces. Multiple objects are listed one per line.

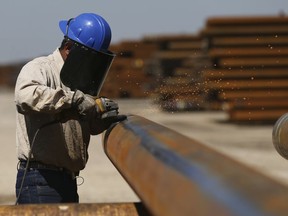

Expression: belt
xmin=18 ymin=161 xmax=78 ymax=179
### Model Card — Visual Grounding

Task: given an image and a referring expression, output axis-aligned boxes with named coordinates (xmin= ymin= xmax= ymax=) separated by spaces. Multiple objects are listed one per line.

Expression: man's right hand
xmin=90 ymin=114 xmax=127 ymax=135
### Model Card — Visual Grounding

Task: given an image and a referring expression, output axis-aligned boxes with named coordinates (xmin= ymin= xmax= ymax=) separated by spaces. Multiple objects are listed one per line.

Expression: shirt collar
xmin=53 ymin=48 xmax=64 ymax=73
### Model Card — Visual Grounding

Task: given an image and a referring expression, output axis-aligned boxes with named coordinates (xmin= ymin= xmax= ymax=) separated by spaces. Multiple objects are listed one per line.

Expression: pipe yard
xmin=1 ymin=15 xmax=288 ymax=215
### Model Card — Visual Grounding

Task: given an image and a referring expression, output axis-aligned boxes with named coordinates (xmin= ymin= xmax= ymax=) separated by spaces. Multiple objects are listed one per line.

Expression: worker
xmin=14 ymin=13 xmax=125 ymax=204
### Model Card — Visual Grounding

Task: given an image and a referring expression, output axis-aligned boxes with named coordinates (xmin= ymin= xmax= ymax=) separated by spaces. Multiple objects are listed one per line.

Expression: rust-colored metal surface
xmin=0 ymin=203 xmax=149 ymax=216
xmin=103 ymin=115 xmax=288 ymax=216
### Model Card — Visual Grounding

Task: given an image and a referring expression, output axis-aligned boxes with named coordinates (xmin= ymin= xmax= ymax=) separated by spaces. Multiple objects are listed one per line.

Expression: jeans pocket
xmin=37 ymin=185 xmax=62 ymax=203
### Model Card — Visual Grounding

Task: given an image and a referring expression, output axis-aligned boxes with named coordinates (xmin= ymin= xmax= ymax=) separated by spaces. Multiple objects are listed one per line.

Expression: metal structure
xmin=103 ymin=115 xmax=288 ymax=216
xmin=273 ymin=112 xmax=288 ymax=159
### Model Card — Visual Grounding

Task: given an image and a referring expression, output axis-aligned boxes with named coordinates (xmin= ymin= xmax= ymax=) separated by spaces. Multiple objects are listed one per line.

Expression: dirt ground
xmin=1 ymin=89 xmax=288 ymax=205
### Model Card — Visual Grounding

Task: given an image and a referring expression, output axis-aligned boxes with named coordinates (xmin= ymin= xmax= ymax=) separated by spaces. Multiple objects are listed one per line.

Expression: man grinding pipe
xmin=14 ymin=13 xmax=126 ymax=204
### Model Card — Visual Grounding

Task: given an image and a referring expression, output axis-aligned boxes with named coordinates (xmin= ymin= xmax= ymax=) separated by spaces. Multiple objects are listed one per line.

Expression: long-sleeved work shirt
xmin=15 ymin=48 xmax=100 ymax=172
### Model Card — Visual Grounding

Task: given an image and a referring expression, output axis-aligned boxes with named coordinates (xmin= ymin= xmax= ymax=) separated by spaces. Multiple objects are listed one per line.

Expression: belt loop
xmin=76 ymin=176 xmax=85 ymax=186
xmin=17 ymin=161 xmax=21 ymax=170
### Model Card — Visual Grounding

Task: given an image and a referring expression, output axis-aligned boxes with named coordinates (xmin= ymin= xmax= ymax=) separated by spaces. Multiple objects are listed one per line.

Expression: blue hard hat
xmin=59 ymin=13 xmax=112 ymax=51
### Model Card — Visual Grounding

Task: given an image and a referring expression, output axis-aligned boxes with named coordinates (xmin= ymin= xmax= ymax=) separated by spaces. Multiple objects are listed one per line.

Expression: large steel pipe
xmin=0 ymin=203 xmax=148 ymax=216
xmin=103 ymin=115 xmax=288 ymax=216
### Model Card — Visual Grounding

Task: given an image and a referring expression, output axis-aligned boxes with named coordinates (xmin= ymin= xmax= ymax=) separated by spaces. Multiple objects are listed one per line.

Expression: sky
xmin=0 ymin=0 xmax=287 ymax=64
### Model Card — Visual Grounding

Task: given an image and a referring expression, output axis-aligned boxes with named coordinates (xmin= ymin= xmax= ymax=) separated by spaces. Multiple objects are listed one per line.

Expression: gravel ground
xmin=1 ymin=89 xmax=287 ymax=205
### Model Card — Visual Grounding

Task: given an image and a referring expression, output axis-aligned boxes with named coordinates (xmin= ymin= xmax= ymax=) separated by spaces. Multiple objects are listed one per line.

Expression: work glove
xmin=101 ymin=114 xmax=127 ymax=128
xmin=90 ymin=96 xmax=125 ymax=134
xmin=72 ymin=90 xmax=120 ymax=117
xmin=91 ymin=114 xmax=127 ymax=135
xmin=72 ymin=90 xmax=96 ymax=116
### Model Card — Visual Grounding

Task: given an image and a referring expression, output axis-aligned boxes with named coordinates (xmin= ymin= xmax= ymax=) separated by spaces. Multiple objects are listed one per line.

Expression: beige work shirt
xmin=15 ymin=48 xmax=98 ymax=172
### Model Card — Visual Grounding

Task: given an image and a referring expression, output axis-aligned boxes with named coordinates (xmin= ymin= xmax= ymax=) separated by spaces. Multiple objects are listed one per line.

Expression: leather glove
xmin=102 ymin=115 xmax=127 ymax=127
xmin=91 ymin=114 xmax=127 ymax=135
xmin=72 ymin=90 xmax=96 ymax=115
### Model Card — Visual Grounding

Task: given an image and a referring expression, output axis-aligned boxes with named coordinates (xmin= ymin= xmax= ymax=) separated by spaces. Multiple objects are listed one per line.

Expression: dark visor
xmin=60 ymin=44 xmax=115 ymax=96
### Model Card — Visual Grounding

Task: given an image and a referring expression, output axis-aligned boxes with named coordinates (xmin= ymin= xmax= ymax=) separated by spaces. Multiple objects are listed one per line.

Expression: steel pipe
xmin=103 ymin=115 xmax=288 ymax=216
xmin=0 ymin=203 xmax=148 ymax=216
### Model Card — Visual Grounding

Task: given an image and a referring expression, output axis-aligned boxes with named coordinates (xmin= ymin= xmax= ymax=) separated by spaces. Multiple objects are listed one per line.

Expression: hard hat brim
xmin=59 ymin=20 xmax=79 ymax=43
xmin=59 ymin=20 xmax=68 ymax=35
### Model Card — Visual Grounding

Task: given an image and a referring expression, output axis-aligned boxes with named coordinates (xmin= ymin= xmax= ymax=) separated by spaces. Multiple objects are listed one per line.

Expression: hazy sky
xmin=0 ymin=0 xmax=287 ymax=64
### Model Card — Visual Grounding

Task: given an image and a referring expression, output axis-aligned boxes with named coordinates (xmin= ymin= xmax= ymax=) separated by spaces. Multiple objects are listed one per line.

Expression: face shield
xmin=60 ymin=42 xmax=116 ymax=96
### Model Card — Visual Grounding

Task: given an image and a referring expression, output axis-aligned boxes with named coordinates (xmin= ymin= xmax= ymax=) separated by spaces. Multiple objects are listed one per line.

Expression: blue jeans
xmin=16 ymin=167 xmax=79 ymax=204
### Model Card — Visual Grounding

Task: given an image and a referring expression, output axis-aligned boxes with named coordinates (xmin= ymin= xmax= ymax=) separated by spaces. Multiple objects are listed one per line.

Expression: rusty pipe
xmin=103 ymin=115 xmax=288 ymax=216
xmin=0 ymin=203 xmax=149 ymax=216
